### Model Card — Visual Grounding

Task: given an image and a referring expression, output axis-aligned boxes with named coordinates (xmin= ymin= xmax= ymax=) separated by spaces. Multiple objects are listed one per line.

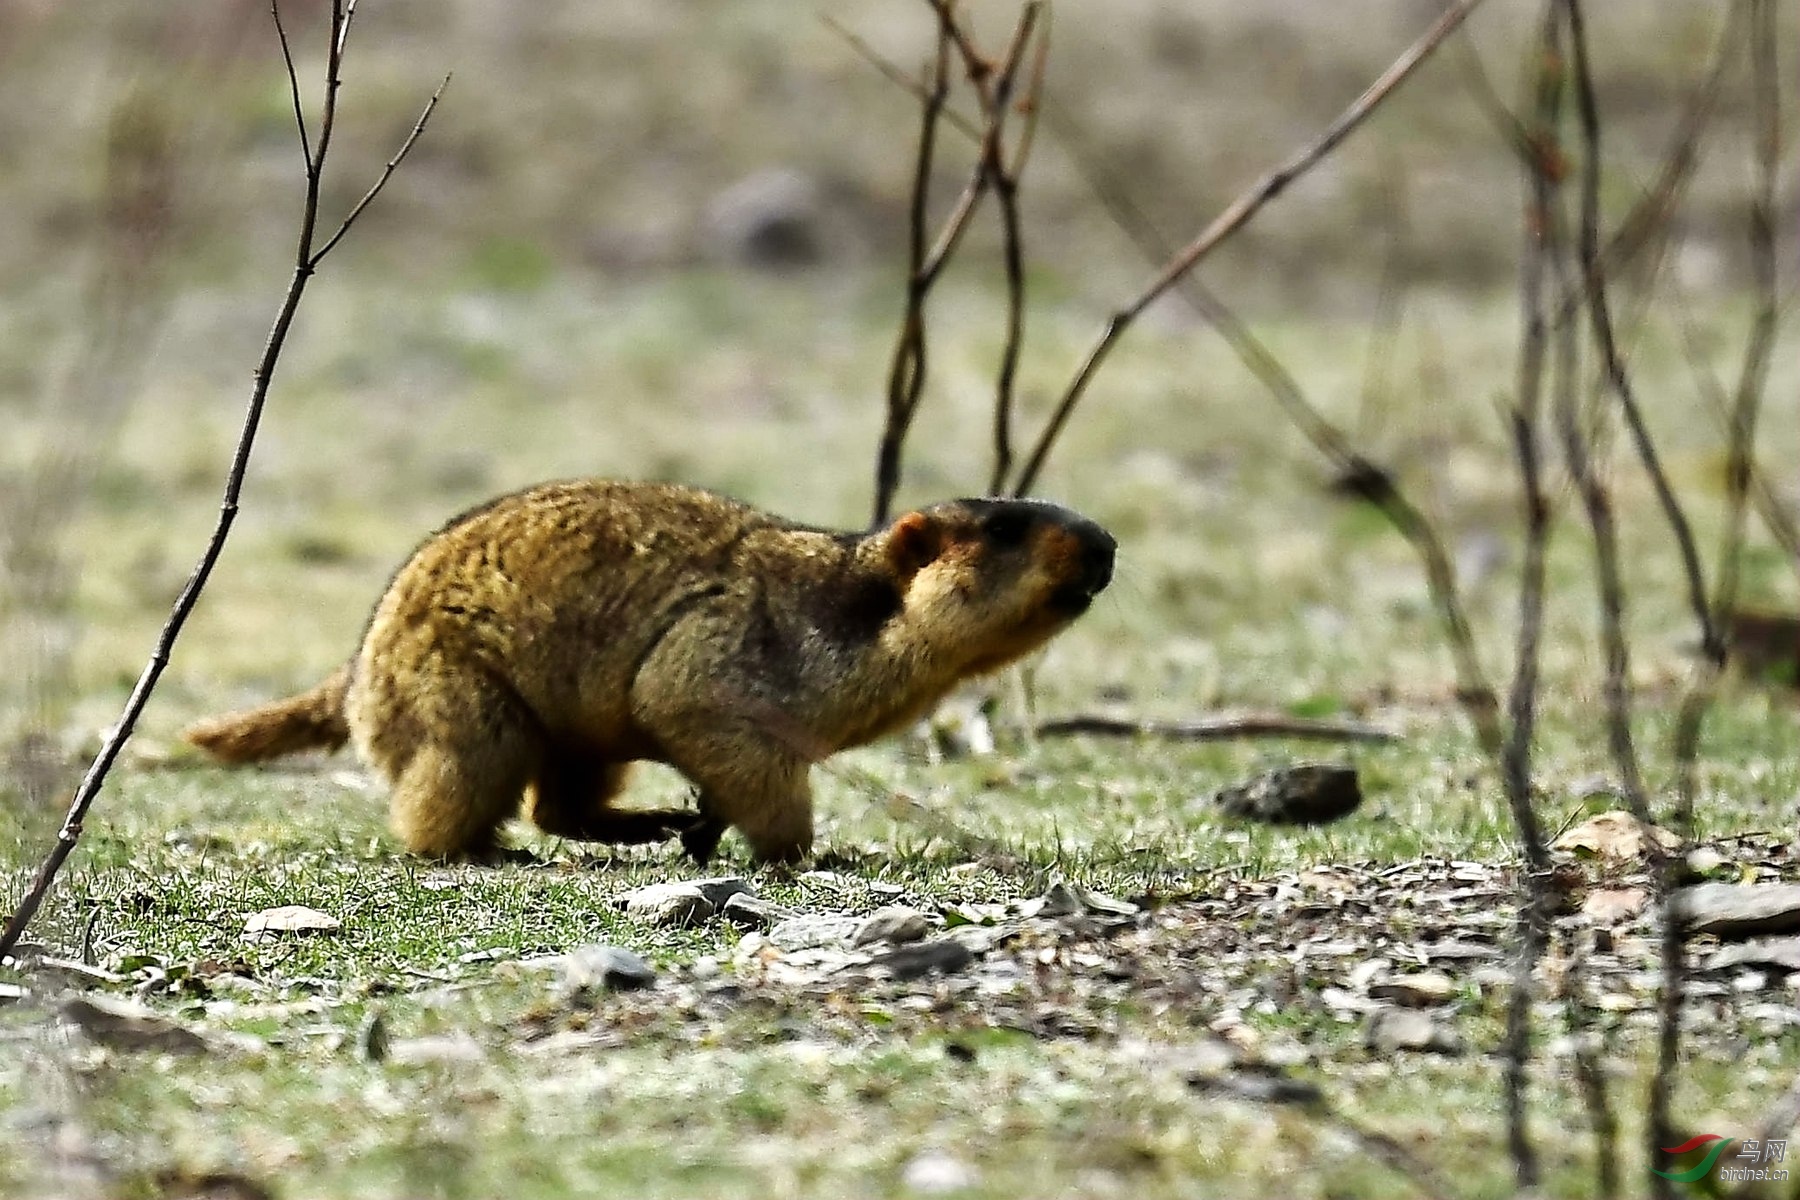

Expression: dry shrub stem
xmin=1671 ymin=0 xmax=1781 ymax=831
xmin=1497 ymin=10 xmax=1567 ymax=1187
xmin=0 ymin=0 xmax=445 ymax=960
xmin=872 ymin=2 xmax=1041 ymax=524
xmin=1565 ymin=0 xmax=1720 ymax=672
xmin=1563 ymin=930 xmax=1621 ymax=1199
xmin=1008 ymin=0 xmax=1490 ymax=498
xmin=871 ymin=17 xmax=950 ymax=529
xmin=1030 ymin=98 xmax=1509 ymax=764
xmin=1033 ymin=714 xmax=1398 ymax=744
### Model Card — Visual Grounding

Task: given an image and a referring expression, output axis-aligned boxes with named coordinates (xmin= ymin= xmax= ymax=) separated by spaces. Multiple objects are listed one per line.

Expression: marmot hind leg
xmin=524 ymin=750 xmax=698 ymax=845
xmin=357 ymin=667 xmax=542 ymax=860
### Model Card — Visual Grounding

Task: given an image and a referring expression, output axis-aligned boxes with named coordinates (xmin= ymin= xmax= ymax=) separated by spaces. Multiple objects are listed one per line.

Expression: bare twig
xmin=0 ymin=0 xmax=446 ymax=960
xmin=984 ymin=9 xmax=1045 ymax=496
xmin=1033 ymin=714 xmax=1399 ymax=744
xmin=270 ymin=0 xmax=311 ymax=171
xmin=872 ymin=16 xmax=952 ymax=526
xmin=1668 ymin=284 xmax=1800 ymax=576
xmin=1565 ymin=0 xmax=1719 ymax=670
xmin=872 ymin=3 xmax=1040 ymax=523
xmin=1562 ymin=930 xmax=1621 ymax=1199
xmin=1497 ymin=12 xmax=1567 ymax=1186
xmin=817 ymin=14 xmax=981 ymax=141
xmin=1559 ymin=6 xmax=1690 ymax=1192
xmin=1010 ymin=0 xmax=1489 ymax=497
xmin=1038 ymin=97 xmax=1505 ymax=762
xmin=310 ymin=73 xmax=450 ymax=263
xmin=1670 ymin=0 xmax=1779 ymax=828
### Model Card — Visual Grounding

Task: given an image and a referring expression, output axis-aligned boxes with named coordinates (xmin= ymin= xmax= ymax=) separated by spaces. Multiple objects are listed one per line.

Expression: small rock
xmin=1674 ymin=884 xmax=1800 ymax=939
xmin=60 ymin=996 xmax=210 ymax=1055
xmin=1035 ymin=880 xmax=1139 ymax=919
xmin=703 ymin=168 xmax=825 ymax=269
xmin=1368 ymin=972 xmax=1458 ymax=1008
xmin=720 ymin=893 xmax=793 ymax=932
xmin=874 ymin=938 xmax=975 ymax=982
xmin=1581 ymin=886 xmax=1649 ymax=925
xmin=0 ymin=983 xmax=27 ymax=1004
xmin=1215 ymin=764 xmax=1362 ymax=826
xmin=902 ymin=1150 xmax=976 ymax=1194
xmin=243 ymin=905 xmax=340 ymax=939
xmin=1421 ymin=940 xmax=1501 ymax=963
xmin=1553 ymin=810 xmax=1681 ymax=860
xmin=563 ymin=944 xmax=656 ymax=994
xmin=1685 ymin=846 xmax=1731 ymax=876
xmin=619 ymin=883 xmax=714 ymax=928
xmin=1704 ymin=938 xmax=1800 ymax=973
xmin=387 ymin=1032 xmax=486 ymax=1065
xmin=357 ymin=1012 xmax=389 ymax=1063
xmin=1190 ymin=1065 xmax=1322 ymax=1105
xmin=1366 ymin=1006 xmax=1463 ymax=1055
xmin=768 ymin=915 xmax=861 ymax=951
xmin=853 ymin=906 xmax=933 ymax=947
xmin=692 ymin=877 xmax=756 ymax=908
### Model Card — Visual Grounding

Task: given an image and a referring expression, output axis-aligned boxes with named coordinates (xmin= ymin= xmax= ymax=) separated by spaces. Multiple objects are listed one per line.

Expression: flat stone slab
xmin=1673 ymin=884 xmax=1800 ymax=939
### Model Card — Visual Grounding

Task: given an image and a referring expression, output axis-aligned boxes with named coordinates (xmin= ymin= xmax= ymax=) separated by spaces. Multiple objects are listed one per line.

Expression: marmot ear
xmin=886 ymin=510 xmax=941 ymax=577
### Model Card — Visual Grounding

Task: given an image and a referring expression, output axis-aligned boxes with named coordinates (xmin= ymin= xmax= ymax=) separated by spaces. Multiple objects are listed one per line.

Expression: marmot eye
xmin=983 ymin=509 xmax=1031 ymax=546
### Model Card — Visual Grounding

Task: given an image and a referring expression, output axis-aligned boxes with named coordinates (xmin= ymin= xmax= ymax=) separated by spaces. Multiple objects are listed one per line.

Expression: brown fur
xmin=183 ymin=480 xmax=1114 ymax=864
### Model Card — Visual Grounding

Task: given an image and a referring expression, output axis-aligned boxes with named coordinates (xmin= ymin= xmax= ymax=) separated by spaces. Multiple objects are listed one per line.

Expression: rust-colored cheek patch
xmin=1036 ymin=525 xmax=1085 ymax=586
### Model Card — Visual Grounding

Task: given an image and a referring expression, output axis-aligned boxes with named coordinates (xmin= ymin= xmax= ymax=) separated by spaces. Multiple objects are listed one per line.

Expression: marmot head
xmin=878 ymin=497 xmax=1115 ymax=674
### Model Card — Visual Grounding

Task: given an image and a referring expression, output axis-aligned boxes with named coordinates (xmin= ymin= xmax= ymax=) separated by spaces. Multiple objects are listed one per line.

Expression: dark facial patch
xmin=813 ymin=571 xmax=902 ymax=643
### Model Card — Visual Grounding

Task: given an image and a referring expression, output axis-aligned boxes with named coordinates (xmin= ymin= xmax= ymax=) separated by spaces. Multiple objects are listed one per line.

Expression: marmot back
xmin=185 ymin=480 xmax=1115 ymax=864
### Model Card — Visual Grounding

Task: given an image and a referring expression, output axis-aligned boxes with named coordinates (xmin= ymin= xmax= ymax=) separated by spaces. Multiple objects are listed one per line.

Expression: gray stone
xmin=563 ymin=944 xmax=656 ymax=993
xmin=768 ymin=915 xmax=861 ymax=951
xmin=1365 ymin=1006 xmax=1463 ymax=1055
xmin=1674 ymin=884 xmax=1800 ymax=939
xmin=874 ymin=938 xmax=975 ymax=982
xmin=720 ymin=893 xmax=794 ymax=932
xmin=1705 ymin=938 xmax=1800 ymax=973
xmin=853 ymin=906 xmax=933 ymax=947
xmin=619 ymin=883 xmax=714 ymax=928
xmin=1368 ymin=971 xmax=1458 ymax=1008
xmin=692 ymin=877 xmax=756 ymax=908
xmin=703 ymin=168 xmax=825 ymax=269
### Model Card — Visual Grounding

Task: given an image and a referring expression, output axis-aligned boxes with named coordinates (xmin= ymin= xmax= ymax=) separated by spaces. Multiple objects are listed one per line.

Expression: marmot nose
xmin=1078 ymin=526 xmax=1116 ymax=596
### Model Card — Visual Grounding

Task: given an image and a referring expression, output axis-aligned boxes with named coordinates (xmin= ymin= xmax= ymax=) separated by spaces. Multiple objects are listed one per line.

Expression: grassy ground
xmin=3 ymin=3 xmax=1798 ymax=1198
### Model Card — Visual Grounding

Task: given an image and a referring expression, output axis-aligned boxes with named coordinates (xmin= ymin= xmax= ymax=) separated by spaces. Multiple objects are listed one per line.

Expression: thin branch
xmin=985 ymin=9 xmax=1045 ymax=495
xmin=1033 ymin=714 xmax=1400 ymax=744
xmin=1039 ymin=99 xmax=1505 ymax=762
xmin=1670 ymin=0 xmax=1780 ymax=828
xmin=1565 ymin=0 xmax=1720 ymax=668
xmin=310 ymin=73 xmax=451 ymax=264
xmin=871 ymin=15 xmax=951 ymax=525
xmin=271 ymin=0 xmax=312 ymax=172
xmin=0 ymin=0 xmax=444 ymax=961
xmin=817 ymin=14 xmax=981 ymax=141
xmin=1562 ymin=930 xmax=1621 ymax=1199
xmin=871 ymin=1 xmax=1041 ymax=523
xmin=1550 ymin=6 xmax=1742 ymax=331
xmin=1498 ymin=10 xmax=1567 ymax=1187
xmin=1668 ymin=283 xmax=1800 ymax=576
xmin=1559 ymin=8 xmax=1690 ymax=1193
xmin=1010 ymin=0 xmax=1489 ymax=497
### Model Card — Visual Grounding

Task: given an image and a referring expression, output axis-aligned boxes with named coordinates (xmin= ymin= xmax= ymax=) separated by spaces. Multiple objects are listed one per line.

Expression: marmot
xmin=184 ymin=480 xmax=1115 ymax=864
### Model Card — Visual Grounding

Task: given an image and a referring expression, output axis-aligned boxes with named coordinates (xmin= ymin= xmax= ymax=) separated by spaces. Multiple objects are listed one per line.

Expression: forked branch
xmin=0 ymin=0 xmax=447 ymax=960
xmin=1009 ymin=0 xmax=1490 ymax=496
